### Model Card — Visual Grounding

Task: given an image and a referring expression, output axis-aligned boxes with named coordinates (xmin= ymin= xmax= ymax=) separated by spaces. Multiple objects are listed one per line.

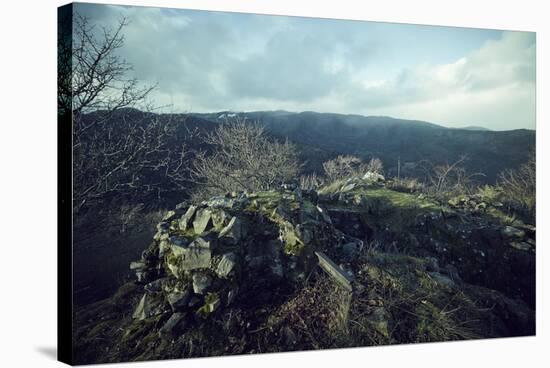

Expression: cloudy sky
xmin=75 ymin=3 xmax=536 ymax=130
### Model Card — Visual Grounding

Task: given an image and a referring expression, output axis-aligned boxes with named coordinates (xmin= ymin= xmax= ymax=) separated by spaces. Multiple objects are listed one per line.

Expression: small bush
xmin=498 ymin=151 xmax=535 ymax=221
xmin=388 ymin=177 xmax=424 ymax=194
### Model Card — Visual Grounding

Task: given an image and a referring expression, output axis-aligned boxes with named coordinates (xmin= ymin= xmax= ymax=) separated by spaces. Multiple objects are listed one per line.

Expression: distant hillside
xmin=193 ymin=111 xmax=535 ymax=183
xmin=461 ymin=126 xmax=492 ymax=131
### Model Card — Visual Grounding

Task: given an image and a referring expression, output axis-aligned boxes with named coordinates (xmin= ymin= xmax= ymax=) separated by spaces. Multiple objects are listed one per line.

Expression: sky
xmin=74 ymin=3 xmax=536 ymax=130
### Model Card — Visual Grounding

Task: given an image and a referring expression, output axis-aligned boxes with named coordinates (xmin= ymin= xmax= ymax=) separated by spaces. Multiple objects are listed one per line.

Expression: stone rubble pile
xmin=129 ymin=188 xmax=359 ymax=339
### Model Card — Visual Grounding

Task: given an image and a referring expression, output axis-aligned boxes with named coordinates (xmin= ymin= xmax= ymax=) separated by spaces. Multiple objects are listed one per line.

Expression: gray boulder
xmin=193 ymin=208 xmax=213 ymax=235
xmin=167 ymin=290 xmax=191 ymax=311
xmin=363 ymin=171 xmax=385 ymax=183
xmin=144 ymin=277 xmax=168 ymax=293
xmin=218 ymin=216 xmax=242 ymax=243
xmin=178 ymin=205 xmax=197 ymax=232
xmin=132 ymin=294 xmax=165 ymax=320
xmin=167 ymin=238 xmax=212 ymax=277
xmin=192 ymin=273 xmax=212 ymax=294
xmin=211 ymin=209 xmax=229 ymax=231
xmin=216 ymin=252 xmax=238 ymax=278
xmin=207 ymin=196 xmax=235 ymax=209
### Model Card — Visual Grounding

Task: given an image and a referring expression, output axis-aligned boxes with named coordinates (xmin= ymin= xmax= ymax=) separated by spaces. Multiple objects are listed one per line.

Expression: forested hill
xmin=193 ymin=111 xmax=535 ymax=183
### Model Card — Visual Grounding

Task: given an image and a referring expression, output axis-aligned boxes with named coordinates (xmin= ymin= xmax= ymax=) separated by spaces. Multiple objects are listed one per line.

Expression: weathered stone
xmin=132 ymin=294 xmax=164 ymax=320
xmin=158 ymin=240 xmax=170 ymax=258
xmin=178 ymin=205 xmax=197 ymax=232
xmin=207 ymin=196 xmax=235 ymax=209
xmin=135 ymin=271 xmax=147 ymax=283
xmin=162 ymin=210 xmax=177 ymax=221
xmin=218 ymin=216 xmax=242 ymax=243
xmin=198 ymin=293 xmax=221 ymax=315
xmin=363 ymin=171 xmax=385 ymax=183
xmin=280 ymin=222 xmax=303 ymax=255
xmin=167 ymin=290 xmax=191 ymax=311
xmin=168 ymin=236 xmax=188 ymax=248
xmin=130 ymin=261 xmax=146 ymax=271
xmin=211 ymin=209 xmax=229 ymax=231
xmin=216 ymin=252 xmax=238 ymax=278
xmin=193 ymin=208 xmax=213 ymax=235
xmin=144 ymin=277 xmax=168 ymax=293
xmin=159 ymin=312 xmax=187 ymax=340
xmin=175 ymin=201 xmax=188 ymax=210
xmin=156 ymin=221 xmax=170 ymax=232
xmin=167 ymin=239 xmax=212 ymax=276
xmin=272 ymin=205 xmax=291 ymax=221
xmin=315 ymin=251 xmax=353 ymax=291
xmin=192 ymin=273 xmax=212 ymax=294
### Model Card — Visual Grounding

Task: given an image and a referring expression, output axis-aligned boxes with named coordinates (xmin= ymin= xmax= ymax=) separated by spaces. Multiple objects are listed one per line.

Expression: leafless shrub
xmin=365 ymin=158 xmax=384 ymax=174
xmin=323 ymin=155 xmax=364 ymax=182
xmin=322 ymin=155 xmax=384 ymax=182
xmin=420 ymin=156 xmax=484 ymax=198
xmin=299 ymin=173 xmax=325 ymax=190
xmin=388 ymin=177 xmax=424 ymax=193
xmin=74 ymin=111 xmax=198 ymax=213
xmin=191 ymin=118 xmax=301 ymax=200
xmin=498 ymin=150 xmax=536 ymax=219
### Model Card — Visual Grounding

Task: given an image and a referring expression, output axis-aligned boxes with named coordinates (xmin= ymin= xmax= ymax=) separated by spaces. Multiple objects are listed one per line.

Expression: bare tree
xmin=69 ymin=15 xmax=156 ymax=129
xmin=191 ymin=118 xmax=301 ymax=199
xmin=74 ymin=111 xmax=198 ymax=212
xmin=365 ymin=157 xmax=384 ymax=174
xmin=62 ymin=14 xmax=195 ymax=213
xmin=322 ymin=155 xmax=366 ymax=182
xmin=421 ymin=155 xmax=483 ymax=197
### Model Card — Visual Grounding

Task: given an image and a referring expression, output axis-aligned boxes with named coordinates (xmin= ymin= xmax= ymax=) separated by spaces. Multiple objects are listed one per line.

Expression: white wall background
xmin=0 ymin=0 xmax=547 ymax=367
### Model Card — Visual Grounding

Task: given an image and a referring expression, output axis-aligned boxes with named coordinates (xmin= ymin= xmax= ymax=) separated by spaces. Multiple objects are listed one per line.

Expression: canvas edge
xmin=58 ymin=2 xmax=74 ymax=366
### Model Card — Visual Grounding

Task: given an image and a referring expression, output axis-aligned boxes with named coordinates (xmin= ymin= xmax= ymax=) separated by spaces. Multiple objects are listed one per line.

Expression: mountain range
xmin=192 ymin=110 xmax=535 ymax=183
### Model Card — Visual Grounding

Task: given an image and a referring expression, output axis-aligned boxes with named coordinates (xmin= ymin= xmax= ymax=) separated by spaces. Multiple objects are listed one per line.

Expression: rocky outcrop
xmin=127 ymin=189 xmax=356 ymax=338
xmin=316 ymin=175 xmax=536 ymax=308
xmin=73 ymin=175 xmax=535 ymax=364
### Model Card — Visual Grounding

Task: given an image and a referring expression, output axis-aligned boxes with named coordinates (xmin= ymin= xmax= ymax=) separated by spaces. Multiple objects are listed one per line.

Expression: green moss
xmin=196 ymin=292 xmax=220 ymax=317
xmin=281 ymin=222 xmax=305 ymax=256
xmin=318 ymin=179 xmax=347 ymax=194
xmin=355 ymin=188 xmax=438 ymax=210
